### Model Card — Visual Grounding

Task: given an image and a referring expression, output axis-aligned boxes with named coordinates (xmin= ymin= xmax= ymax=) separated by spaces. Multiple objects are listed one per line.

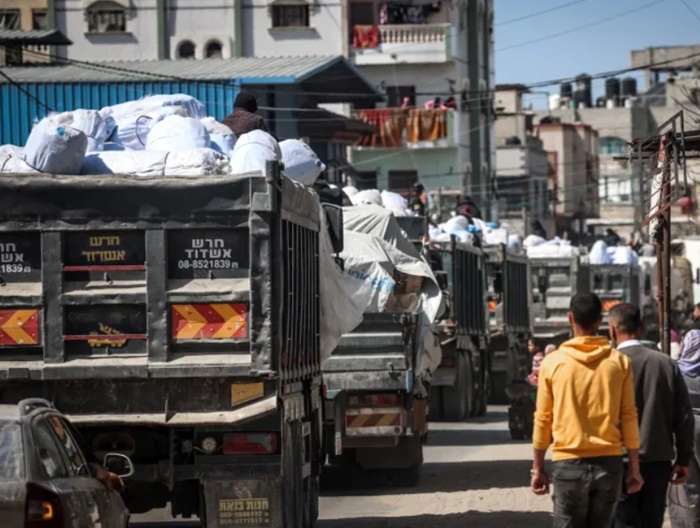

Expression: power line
xmin=497 ymin=0 xmax=666 ymax=52
xmin=0 ymin=69 xmax=54 ymax=112
xmin=496 ymin=0 xmax=590 ymax=27
xmin=679 ymin=0 xmax=700 ymax=24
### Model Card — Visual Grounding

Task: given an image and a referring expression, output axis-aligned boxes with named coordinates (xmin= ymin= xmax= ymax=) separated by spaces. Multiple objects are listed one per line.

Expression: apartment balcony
xmin=351 ymin=23 xmax=452 ymax=65
xmin=352 ymin=108 xmax=456 ymax=150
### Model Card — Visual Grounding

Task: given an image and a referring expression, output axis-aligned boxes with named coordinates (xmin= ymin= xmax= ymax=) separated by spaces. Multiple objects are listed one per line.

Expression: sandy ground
xmin=132 ymin=406 xmax=671 ymax=528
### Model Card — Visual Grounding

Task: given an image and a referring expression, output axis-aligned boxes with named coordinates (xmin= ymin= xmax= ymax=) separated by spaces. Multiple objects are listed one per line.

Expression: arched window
xmin=205 ymin=40 xmax=223 ymax=59
xmin=177 ymin=40 xmax=196 ymax=59
xmin=86 ymin=1 xmax=127 ymax=33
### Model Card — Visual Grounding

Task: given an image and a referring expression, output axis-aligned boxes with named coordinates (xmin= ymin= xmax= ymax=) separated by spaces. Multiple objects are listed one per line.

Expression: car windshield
xmin=0 ymin=421 xmax=24 ymax=481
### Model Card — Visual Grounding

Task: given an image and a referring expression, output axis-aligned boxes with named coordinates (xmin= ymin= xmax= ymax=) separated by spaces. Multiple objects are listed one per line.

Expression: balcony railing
xmin=353 ymin=108 xmax=454 ymax=149
xmin=351 ymin=23 xmax=451 ymax=65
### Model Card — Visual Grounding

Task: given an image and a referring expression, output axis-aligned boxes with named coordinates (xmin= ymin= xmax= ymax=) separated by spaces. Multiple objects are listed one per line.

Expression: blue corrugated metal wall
xmin=0 ymin=80 xmax=241 ymax=146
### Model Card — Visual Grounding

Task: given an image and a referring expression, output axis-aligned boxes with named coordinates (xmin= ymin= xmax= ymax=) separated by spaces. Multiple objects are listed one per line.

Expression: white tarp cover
xmin=343 ymin=205 xmax=422 ymax=261
xmin=319 ymin=213 xmax=371 ymax=364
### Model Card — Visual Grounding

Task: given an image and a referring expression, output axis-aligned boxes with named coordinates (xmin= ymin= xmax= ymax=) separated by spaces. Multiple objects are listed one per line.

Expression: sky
xmin=494 ymin=0 xmax=700 ymax=108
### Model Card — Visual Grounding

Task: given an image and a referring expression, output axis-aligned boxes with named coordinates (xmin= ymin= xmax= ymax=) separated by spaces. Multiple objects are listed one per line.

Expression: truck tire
xmin=283 ymin=420 xmax=304 ymax=528
xmin=383 ymin=436 xmax=423 ymax=488
xmin=441 ymin=352 xmax=473 ymax=422
xmin=473 ymin=366 xmax=489 ymax=417
xmin=491 ymin=347 xmax=518 ymax=405
xmin=307 ymin=475 xmax=320 ymax=527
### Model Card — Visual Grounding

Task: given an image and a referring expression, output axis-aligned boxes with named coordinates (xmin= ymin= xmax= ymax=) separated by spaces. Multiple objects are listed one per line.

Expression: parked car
xmin=0 ymin=398 xmax=133 ymax=527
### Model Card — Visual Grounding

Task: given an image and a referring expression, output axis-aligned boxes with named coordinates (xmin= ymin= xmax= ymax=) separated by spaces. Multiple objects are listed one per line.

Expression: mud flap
xmin=203 ymin=479 xmax=283 ymax=528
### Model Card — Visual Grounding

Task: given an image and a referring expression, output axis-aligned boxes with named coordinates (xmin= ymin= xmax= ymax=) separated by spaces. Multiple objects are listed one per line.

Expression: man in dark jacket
xmin=609 ymin=303 xmax=694 ymax=528
xmin=222 ymin=91 xmax=269 ymax=137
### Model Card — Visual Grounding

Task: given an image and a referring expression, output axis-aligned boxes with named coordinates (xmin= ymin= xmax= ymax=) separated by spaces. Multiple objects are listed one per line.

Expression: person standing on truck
xmin=609 ymin=303 xmax=693 ymax=528
xmin=222 ymin=91 xmax=270 ymax=137
xmin=409 ymin=183 xmax=427 ymax=216
xmin=530 ymin=293 xmax=643 ymax=528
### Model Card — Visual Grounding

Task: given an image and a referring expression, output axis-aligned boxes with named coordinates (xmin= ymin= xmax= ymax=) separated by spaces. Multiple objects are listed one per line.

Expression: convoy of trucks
xmin=0 ymin=157 xmax=649 ymax=527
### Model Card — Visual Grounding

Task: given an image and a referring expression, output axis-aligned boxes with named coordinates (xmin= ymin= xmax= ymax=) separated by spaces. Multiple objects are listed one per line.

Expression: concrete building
xmin=0 ymin=0 xmax=53 ymax=64
xmin=240 ymin=0 xmax=496 ymax=216
xmin=534 ymin=44 xmax=700 ymax=239
xmin=534 ymin=122 xmax=600 ymax=236
xmin=494 ymin=85 xmax=549 ymax=235
xmin=53 ymin=0 xmax=241 ymax=62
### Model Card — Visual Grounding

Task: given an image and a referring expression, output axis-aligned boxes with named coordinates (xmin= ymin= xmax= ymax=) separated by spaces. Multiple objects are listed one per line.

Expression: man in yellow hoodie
xmin=530 ymin=293 xmax=644 ymax=528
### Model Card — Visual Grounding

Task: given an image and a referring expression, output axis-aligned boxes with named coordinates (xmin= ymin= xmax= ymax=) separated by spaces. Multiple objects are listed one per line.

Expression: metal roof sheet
xmin=0 ymin=29 xmax=72 ymax=46
xmin=0 ymin=56 xmax=343 ymax=84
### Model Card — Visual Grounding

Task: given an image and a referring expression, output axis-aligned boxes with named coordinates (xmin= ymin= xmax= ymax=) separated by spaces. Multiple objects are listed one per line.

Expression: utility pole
xmin=634 ymin=112 xmax=689 ymax=355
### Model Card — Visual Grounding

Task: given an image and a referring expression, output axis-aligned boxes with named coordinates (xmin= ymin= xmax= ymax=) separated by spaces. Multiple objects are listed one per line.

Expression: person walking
xmin=669 ymin=329 xmax=700 ymax=528
xmin=409 ymin=183 xmax=427 ymax=216
xmin=608 ymin=303 xmax=693 ymax=528
xmin=530 ymin=293 xmax=643 ymax=528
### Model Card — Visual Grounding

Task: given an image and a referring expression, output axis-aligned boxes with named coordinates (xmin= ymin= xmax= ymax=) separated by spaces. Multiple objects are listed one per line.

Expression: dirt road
xmin=132 ymin=406 xmax=672 ymax=527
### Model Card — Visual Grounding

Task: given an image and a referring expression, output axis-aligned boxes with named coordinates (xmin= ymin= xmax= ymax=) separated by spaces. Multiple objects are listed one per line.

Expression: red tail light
xmin=25 ymin=484 xmax=63 ymax=528
xmin=223 ymin=433 xmax=278 ymax=455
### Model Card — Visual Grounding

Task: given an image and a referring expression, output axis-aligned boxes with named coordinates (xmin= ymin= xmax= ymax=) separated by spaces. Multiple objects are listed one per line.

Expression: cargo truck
xmin=483 ymin=244 xmax=532 ymax=403
xmin=589 ymin=263 xmax=640 ymax=335
xmin=528 ymin=251 xmax=591 ymax=346
xmin=429 ymin=237 xmax=490 ymax=421
xmin=0 ymin=163 xmax=333 ymax=528
xmin=321 ymin=215 xmax=429 ymax=486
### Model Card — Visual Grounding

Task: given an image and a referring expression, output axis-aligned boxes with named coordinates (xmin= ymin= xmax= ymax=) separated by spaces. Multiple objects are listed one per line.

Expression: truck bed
xmin=0 ymin=167 xmax=321 ymax=408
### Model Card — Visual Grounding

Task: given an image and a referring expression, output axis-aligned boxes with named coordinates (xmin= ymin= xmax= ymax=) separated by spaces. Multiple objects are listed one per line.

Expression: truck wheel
xmin=510 ymin=428 xmax=526 ymax=440
xmin=384 ymin=436 xmax=423 ymax=488
xmin=473 ymin=368 xmax=489 ymax=417
xmin=283 ymin=420 xmax=304 ymax=528
xmin=491 ymin=348 xmax=518 ymax=405
xmin=442 ymin=352 xmax=473 ymax=421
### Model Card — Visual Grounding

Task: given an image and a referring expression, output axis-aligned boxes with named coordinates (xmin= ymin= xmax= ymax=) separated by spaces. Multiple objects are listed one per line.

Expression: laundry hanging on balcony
xmin=406 ymin=109 xmax=448 ymax=143
xmin=352 ymin=25 xmax=380 ymax=48
xmin=355 ymin=109 xmax=406 ymax=148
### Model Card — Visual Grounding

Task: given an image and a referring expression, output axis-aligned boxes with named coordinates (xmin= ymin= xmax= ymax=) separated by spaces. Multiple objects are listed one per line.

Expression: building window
xmin=386 ymin=86 xmax=416 ymax=108
xmin=205 ymin=40 xmax=223 ymax=59
xmin=32 ymin=10 xmax=48 ymax=30
xmin=177 ymin=40 xmax=196 ymax=59
xmin=354 ymin=171 xmax=378 ymax=190
xmin=0 ymin=9 xmax=20 ymax=30
xmin=272 ymin=4 xmax=310 ymax=28
xmin=599 ymin=137 xmax=627 ymax=156
xmin=86 ymin=1 xmax=127 ymax=33
xmin=388 ymin=170 xmax=418 ymax=193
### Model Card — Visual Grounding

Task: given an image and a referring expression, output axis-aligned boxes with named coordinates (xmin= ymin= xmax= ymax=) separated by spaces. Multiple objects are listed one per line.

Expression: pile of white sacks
xmin=0 ymin=94 xmax=326 ymax=183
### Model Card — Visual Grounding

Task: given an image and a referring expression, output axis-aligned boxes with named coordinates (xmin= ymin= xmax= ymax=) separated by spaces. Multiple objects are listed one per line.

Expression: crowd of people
xmin=529 ymin=293 xmax=700 ymax=528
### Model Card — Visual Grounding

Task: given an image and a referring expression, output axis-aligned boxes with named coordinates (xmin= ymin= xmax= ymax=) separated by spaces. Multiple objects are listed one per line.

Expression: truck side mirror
xmin=322 ymin=204 xmax=344 ymax=254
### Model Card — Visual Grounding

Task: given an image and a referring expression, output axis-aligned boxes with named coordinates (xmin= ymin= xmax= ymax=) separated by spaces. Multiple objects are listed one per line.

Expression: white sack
xmin=81 ymin=150 xmax=167 ymax=177
xmin=229 ymin=130 xmax=281 ymax=176
xmin=24 ymin=114 xmax=88 ymax=175
xmin=590 ymin=240 xmax=611 ymax=265
xmin=66 ymin=109 xmax=115 ymax=151
xmin=165 ymin=148 xmax=230 ymax=176
xmin=0 ymin=145 xmax=23 ymax=158
xmin=439 ymin=215 xmax=470 ymax=235
xmin=146 ymin=115 xmax=211 ymax=152
xmin=343 ymin=186 xmax=359 ymax=199
xmin=101 ymin=94 xmax=206 ymax=122
xmin=524 ymin=234 xmax=546 ymax=248
xmin=201 ymin=117 xmax=236 ymax=155
xmin=484 ymin=227 xmax=508 ymax=246
xmin=280 ymin=139 xmax=326 ymax=186
xmin=610 ymin=246 xmax=639 ymax=266
xmin=109 ymin=106 xmax=188 ymax=151
xmin=507 ymin=234 xmax=523 ymax=254
xmin=526 ymin=244 xmax=579 ymax=258
xmin=351 ymin=189 xmax=382 ymax=206
xmin=81 ymin=148 xmax=229 ymax=177
xmin=0 ymin=154 xmax=39 ymax=174
xmin=381 ymin=190 xmax=407 ymax=210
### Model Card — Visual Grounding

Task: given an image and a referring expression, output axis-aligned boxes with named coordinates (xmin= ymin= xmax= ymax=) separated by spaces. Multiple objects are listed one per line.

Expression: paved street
xmin=132 ymin=407 xmax=553 ymax=528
